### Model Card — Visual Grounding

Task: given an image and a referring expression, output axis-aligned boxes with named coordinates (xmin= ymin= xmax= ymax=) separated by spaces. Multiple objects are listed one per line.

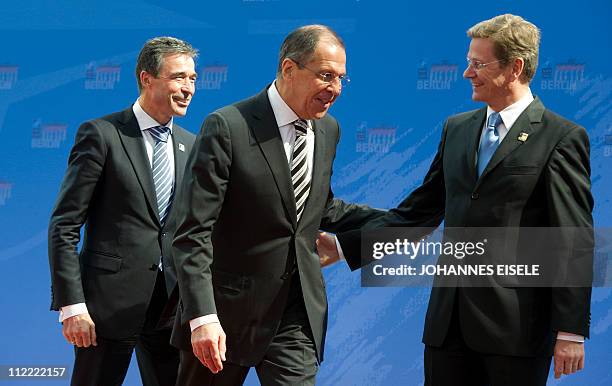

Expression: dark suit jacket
xmin=338 ymin=97 xmax=593 ymax=357
xmin=48 ymin=107 xmax=195 ymax=338
xmin=171 ymin=88 xmax=382 ymax=366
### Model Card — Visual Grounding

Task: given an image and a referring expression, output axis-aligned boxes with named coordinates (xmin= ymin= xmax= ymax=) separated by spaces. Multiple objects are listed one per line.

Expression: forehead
xmin=468 ymin=38 xmax=497 ymax=60
xmin=159 ymin=53 xmax=195 ymax=73
xmin=309 ymin=41 xmax=346 ymax=69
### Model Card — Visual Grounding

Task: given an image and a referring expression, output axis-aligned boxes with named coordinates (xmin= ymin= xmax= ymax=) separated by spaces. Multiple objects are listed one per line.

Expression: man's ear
xmin=511 ymin=57 xmax=525 ymax=82
xmin=281 ymin=58 xmax=297 ymax=80
xmin=140 ymin=70 xmax=152 ymax=89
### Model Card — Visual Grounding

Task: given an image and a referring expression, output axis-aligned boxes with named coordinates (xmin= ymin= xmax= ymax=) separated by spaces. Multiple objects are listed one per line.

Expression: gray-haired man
xmin=49 ymin=36 xmax=197 ymax=386
xmin=172 ymin=25 xmax=380 ymax=385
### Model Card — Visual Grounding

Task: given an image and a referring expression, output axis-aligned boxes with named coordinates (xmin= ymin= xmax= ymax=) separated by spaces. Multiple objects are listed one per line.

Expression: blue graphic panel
xmin=0 ymin=1 xmax=610 ymax=384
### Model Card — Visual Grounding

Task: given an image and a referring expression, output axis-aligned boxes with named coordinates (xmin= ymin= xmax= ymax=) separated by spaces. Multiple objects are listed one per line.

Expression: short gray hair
xmin=277 ymin=25 xmax=344 ymax=77
xmin=467 ymin=14 xmax=540 ymax=82
xmin=135 ymin=36 xmax=198 ymax=92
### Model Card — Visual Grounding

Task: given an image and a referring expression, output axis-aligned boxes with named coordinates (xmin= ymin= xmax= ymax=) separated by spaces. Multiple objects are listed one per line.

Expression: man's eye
xmin=321 ymin=73 xmax=334 ymax=81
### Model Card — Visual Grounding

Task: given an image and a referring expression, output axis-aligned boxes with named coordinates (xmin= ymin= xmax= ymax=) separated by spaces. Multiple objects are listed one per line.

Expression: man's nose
xmin=463 ymin=65 xmax=475 ymax=79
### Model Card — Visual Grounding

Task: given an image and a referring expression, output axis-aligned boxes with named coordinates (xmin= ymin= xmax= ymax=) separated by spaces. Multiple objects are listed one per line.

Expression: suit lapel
xmin=116 ymin=108 xmax=161 ymax=225
xmin=465 ymin=108 xmax=487 ymax=182
xmin=475 ymin=98 xmax=544 ymax=188
xmin=249 ymin=90 xmax=297 ymax=229
xmin=172 ymin=126 xmax=189 ymax=193
xmin=297 ymin=120 xmax=326 ymax=230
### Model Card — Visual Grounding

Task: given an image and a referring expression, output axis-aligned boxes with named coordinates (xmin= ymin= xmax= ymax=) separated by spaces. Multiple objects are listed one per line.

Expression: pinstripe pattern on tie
xmin=148 ymin=126 xmax=173 ymax=225
xmin=291 ymin=119 xmax=310 ymax=222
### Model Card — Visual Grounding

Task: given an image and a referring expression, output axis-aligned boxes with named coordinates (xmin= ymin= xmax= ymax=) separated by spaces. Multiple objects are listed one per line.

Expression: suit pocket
xmin=82 ymin=250 xmax=122 ymax=272
xmin=213 ymin=269 xmax=246 ymax=295
xmin=502 ymin=165 xmax=539 ymax=175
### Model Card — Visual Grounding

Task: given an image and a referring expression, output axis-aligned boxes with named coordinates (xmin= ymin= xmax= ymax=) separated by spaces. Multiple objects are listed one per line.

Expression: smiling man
xmin=48 ymin=37 xmax=197 ymax=386
xmin=171 ymin=25 xmax=381 ymax=385
xmin=320 ymin=14 xmax=593 ymax=386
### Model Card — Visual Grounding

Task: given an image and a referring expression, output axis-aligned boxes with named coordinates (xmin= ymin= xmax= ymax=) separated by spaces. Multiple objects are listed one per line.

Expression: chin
xmin=312 ymin=109 xmax=330 ymax=120
xmin=173 ymin=107 xmax=188 ymax=117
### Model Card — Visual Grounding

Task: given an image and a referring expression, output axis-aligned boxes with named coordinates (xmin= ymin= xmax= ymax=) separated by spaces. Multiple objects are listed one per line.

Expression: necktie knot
xmin=149 ymin=126 xmax=170 ymax=143
xmin=487 ymin=112 xmax=502 ymax=130
xmin=294 ymin=119 xmax=308 ymax=136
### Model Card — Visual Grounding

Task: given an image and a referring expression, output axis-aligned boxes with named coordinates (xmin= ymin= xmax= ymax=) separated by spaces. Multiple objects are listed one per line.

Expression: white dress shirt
xmin=476 ymin=89 xmax=535 ymax=164
xmin=189 ymin=81 xmax=316 ymax=331
xmin=59 ymin=100 xmax=175 ymax=322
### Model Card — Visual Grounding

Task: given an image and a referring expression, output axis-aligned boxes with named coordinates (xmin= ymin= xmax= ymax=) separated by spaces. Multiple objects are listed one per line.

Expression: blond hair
xmin=467 ymin=14 xmax=540 ymax=82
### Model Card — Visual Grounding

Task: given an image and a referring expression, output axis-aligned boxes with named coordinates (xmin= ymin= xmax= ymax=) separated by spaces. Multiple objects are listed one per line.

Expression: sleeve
xmin=173 ymin=113 xmax=232 ymax=323
xmin=545 ymin=124 xmax=594 ymax=338
xmin=335 ymin=120 xmax=449 ymax=270
xmin=48 ymin=121 xmax=107 ymax=310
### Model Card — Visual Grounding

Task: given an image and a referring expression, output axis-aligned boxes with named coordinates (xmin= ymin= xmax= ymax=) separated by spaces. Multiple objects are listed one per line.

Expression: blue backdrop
xmin=0 ymin=0 xmax=610 ymax=384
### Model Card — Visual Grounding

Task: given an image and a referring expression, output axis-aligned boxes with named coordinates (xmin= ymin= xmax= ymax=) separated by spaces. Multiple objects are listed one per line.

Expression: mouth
xmin=173 ymin=96 xmax=190 ymax=107
xmin=315 ymin=95 xmax=334 ymax=109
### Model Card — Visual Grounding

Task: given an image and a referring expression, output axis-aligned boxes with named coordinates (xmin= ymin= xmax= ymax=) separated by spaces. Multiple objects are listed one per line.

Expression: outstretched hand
xmin=317 ymin=232 xmax=341 ymax=268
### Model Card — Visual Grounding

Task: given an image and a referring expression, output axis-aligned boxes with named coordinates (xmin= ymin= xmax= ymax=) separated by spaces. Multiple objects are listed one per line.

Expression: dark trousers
xmin=176 ymin=273 xmax=318 ymax=386
xmin=424 ymin=299 xmax=552 ymax=386
xmin=70 ymin=270 xmax=179 ymax=386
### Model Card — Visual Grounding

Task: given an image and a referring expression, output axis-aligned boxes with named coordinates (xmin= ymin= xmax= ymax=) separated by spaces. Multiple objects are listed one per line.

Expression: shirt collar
xmin=267 ymin=81 xmax=310 ymax=129
xmin=133 ymin=100 xmax=174 ymax=134
xmin=486 ymin=89 xmax=534 ymax=130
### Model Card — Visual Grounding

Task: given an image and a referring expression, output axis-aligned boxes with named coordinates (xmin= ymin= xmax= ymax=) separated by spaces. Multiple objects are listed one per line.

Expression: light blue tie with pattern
xmin=477 ymin=112 xmax=503 ymax=177
xmin=148 ymin=126 xmax=173 ymax=225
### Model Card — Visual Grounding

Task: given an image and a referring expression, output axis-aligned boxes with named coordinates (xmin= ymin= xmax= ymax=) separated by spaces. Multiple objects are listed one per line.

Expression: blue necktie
xmin=477 ymin=112 xmax=503 ymax=177
xmin=148 ymin=126 xmax=173 ymax=225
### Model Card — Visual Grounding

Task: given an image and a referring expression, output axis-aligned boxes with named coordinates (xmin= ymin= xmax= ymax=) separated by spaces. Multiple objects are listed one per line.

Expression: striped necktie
xmin=291 ymin=119 xmax=311 ymax=222
xmin=477 ymin=112 xmax=503 ymax=177
xmin=148 ymin=126 xmax=173 ymax=225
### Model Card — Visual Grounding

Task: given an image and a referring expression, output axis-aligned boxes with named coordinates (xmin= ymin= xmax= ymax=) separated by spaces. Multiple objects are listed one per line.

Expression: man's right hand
xmin=317 ymin=232 xmax=341 ymax=267
xmin=191 ymin=322 xmax=227 ymax=373
xmin=62 ymin=313 xmax=97 ymax=348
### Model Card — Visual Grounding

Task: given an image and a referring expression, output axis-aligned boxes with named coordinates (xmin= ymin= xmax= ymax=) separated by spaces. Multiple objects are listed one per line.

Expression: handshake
xmin=316 ymin=232 xmax=342 ymax=268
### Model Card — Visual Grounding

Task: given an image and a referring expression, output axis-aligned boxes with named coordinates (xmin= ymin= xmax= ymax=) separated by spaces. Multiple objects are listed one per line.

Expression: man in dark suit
xmin=320 ymin=14 xmax=593 ymax=386
xmin=172 ymin=25 xmax=381 ymax=385
xmin=48 ymin=37 xmax=197 ymax=386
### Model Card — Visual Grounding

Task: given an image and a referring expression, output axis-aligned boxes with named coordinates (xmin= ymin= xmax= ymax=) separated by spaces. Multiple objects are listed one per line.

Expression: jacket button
xmin=471 ymin=192 xmax=479 ymax=200
xmin=149 ymin=264 xmax=159 ymax=271
xmin=161 ymin=232 xmax=167 ymax=238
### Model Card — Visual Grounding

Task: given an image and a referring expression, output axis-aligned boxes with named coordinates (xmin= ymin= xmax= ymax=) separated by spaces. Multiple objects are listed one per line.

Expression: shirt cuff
xmin=557 ymin=331 xmax=585 ymax=343
xmin=190 ymin=314 xmax=220 ymax=332
xmin=334 ymin=235 xmax=346 ymax=260
xmin=59 ymin=303 xmax=88 ymax=322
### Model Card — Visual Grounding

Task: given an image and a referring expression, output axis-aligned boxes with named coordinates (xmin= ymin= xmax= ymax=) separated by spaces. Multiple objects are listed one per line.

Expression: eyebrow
xmin=168 ymin=71 xmax=197 ymax=78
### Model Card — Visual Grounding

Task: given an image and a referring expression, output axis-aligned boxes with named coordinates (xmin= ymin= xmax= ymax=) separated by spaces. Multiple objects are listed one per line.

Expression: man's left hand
xmin=554 ymin=339 xmax=584 ymax=379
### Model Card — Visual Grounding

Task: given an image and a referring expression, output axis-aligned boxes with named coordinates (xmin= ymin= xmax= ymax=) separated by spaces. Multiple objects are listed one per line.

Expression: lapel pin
xmin=517 ymin=132 xmax=529 ymax=142
xmin=178 ymin=143 xmax=185 ymax=152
